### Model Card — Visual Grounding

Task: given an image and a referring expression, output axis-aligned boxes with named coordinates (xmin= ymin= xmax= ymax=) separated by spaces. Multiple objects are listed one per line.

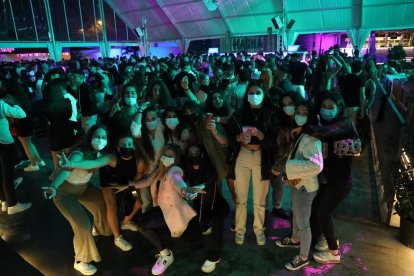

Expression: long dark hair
xmin=81 ymin=123 xmax=110 ymax=160
xmin=140 ymin=105 xmax=158 ymax=161
xmin=147 ymin=78 xmax=174 ymax=109
xmin=241 ymin=79 xmax=272 ymax=112
xmin=43 ymin=78 xmax=71 ymax=116
xmin=279 ymin=91 xmax=301 ymax=129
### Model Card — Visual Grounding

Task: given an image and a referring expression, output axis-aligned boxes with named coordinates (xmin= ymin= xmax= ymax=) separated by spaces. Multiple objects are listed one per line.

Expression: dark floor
xmin=1 ymin=136 xmax=413 ymax=276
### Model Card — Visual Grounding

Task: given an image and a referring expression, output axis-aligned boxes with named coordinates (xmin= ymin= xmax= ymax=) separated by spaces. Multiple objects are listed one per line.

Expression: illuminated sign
xmin=0 ymin=48 xmax=15 ymax=53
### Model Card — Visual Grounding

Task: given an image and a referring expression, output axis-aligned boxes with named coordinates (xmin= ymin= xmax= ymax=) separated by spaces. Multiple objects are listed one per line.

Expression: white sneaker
xmin=202 ymin=226 xmax=212 ymax=236
xmin=315 ymin=238 xmax=339 ymax=251
xmin=91 ymin=226 xmax=99 ymax=237
xmin=313 ymin=250 xmax=341 ymax=264
xmin=201 ymin=259 xmax=220 ymax=273
xmin=256 ymin=232 xmax=266 ymax=246
xmin=121 ymin=221 xmax=139 ymax=231
xmin=14 ymin=177 xmax=24 ymax=190
xmin=7 ymin=202 xmax=32 ymax=215
xmin=114 ymin=235 xmax=133 ymax=251
xmin=235 ymin=233 xmax=245 ymax=245
xmin=152 ymin=250 xmax=174 ymax=275
xmin=24 ymin=164 xmax=40 ymax=172
xmin=37 ymin=160 xmax=46 ymax=167
xmin=1 ymin=201 xmax=7 ymax=212
xmin=74 ymin=261 xmax=97 ymax=275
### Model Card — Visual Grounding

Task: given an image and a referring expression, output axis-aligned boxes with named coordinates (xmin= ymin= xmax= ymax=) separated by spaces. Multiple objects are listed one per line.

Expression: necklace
xmin=250 ymin=108 xmax=262 ymax=122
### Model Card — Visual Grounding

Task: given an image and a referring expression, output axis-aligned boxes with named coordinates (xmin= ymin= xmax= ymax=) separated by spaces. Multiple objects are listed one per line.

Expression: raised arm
xmin=62 ymin=153 xmax=116 ymax=170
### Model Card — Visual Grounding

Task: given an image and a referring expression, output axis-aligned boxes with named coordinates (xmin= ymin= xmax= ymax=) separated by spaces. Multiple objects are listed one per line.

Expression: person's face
xmin=145 ymin=111 xmax=157 ymax=123
xmin=118 ymin=137 xmax=134 ymax=149
xmin=214 ymin=69 xmax=222 ymax=80
xmin=166 ymin=111 xmax=178 ymax=119
xmin=281 ymin=96 xmax=294 ymax=107
xmin=202 ymin=76 xmax=210 ymax=86
xmin=188 ymin=145 xmax=201 ymax=157
xmin=247 ymin=85 xmax=264 ymax=97
xmin=50 ymin=73 xmax=60 ymax=80
xmin=212 ymin=93 xmax=223 ymax=108
xmin=90 ymin=66 xmax=97 ymax=74
xmin=92 ymin=128 xmax=107 ymax=141
xmin=73 ymin=74 xmax=84 ymax=86
xmin=321 ymin=99 xmax=337 ymax=110
xmin=124 ymin=86 xmax=137 ymax=98
xmin=296 ymin=105 xmax=309 ymax=116
xmin=152 ymin=84 xmax=161 ymax=100
xmin=183 ymin=65 xmax=191 ymax=72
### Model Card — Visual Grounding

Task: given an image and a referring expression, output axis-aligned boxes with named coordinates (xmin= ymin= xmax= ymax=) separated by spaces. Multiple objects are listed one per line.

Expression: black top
xmin=289 ymin=61 xmax=308 ymax=85
xmin=99 ymin=154 xmax=137 ymax=187
xmin=68 ymin=82 xmax=98 ymax=116
xmin=338 ymin=74 xmax=364 ymax=108
xmin=173 ymin=71 xmax=197 ymax=97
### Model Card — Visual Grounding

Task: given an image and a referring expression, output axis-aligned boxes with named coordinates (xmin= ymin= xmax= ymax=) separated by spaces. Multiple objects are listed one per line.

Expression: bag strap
xmin=289 ymin=134 xmax=305 ymax=160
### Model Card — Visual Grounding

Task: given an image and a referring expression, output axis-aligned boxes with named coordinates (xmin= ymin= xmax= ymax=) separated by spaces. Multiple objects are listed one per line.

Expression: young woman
xmin=0 ymin=98 xmax=31 ymax=214
xmin=194 ymin=73 xmax=211 ymax=105
xmin=115 ymin=144 xmax=205 ymax=275
xmin=275 ymin=101 xmax=323 ymax=271
xmin=146 ymin=79 xmax=175 ymax=112
xmin=227 ymin=80 xmax=278 ymax=246
xmin=162 ymin=106 xmax=188 ymax=155
xmin=58 ymin=133 xmax=147 ymax=252
xmin=204 ymin=91 xmax=232 ymax=125
xmin=309 ymin=92 xmax=359 ymax=264
xmin=271 ymin=92 xmax=302 ymax=219
xmin=41 ymin=124 xmax=112 ymax=276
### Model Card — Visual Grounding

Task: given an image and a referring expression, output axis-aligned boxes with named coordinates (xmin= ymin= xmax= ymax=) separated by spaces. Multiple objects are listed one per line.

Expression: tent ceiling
xmin=106 ymin=0 xmax=414 ymax=42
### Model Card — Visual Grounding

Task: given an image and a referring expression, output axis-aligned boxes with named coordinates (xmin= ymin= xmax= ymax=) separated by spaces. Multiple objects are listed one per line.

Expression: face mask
xmin=119 ymin=147 xmax=134 ymax=159
xmin=247 ymin=94 xmax=264 ymax=106
xmin=91 ymin=138 xmax=107 ymax=151
xmin=320 ymin=107 xmax=338 ymax=121
xmin=165 ymin=118 xmax=179 ymax=130
xmin=124 ymin=96 xmax=137 ymax=106
xmin=146 ymin=120 xmax=158 ymax=131
xmin=295 ymin=114 xmax=308 ymax=126
xmin=160 ymin=155 xmax=175 ymax=167
xmin=185 ymin=112 xmax=199 ymax=124
xmin=191 ymin=155 xmax=201 ymax=166
xmin=283 ymin=105 xmax=296 ymax=116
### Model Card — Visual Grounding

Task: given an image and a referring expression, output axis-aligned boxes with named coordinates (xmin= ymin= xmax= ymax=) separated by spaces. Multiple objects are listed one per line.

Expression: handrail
xmin=376 ymin=79 xmax=406 ymax=125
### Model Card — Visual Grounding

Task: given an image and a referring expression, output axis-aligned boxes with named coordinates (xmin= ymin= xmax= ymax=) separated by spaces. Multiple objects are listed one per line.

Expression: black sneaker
xmin=275 ymin=237 xmax=300 ymax=248
xmin=285 ymin=255 xmax=309 ymax=271
xmin=230 ymin=221 xmax=236 ymax=232
xmin=272 ymin=207 xmax=291 ymax=219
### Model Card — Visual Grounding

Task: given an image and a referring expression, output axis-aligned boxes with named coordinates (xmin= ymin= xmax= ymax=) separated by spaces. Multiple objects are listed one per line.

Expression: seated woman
xmin=41 ymin=124 xmax=112 ymax=276
xmin=114 ymin=144 xmax=205 ymax=275
xmin=58 ymin=133 xmax=147 ymax=252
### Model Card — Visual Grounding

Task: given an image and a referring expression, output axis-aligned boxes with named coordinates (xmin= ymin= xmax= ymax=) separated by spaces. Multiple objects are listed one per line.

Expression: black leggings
xmin=310 ymin=176 xmax=352 ymax=250
xmin=0 ymin=143 xmax=18 ymax=206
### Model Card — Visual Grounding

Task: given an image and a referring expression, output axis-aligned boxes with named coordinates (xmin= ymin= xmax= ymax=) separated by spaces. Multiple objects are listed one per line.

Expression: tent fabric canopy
xmin=106 ymin=0 xmax=414 ymax=43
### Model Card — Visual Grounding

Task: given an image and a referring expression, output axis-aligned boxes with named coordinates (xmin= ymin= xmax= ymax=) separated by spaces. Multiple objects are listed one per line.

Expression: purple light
xmin=304 ymin=264 xmax=334 ymax=275
xmin=271 ymin=218 xmax=291 ymax=229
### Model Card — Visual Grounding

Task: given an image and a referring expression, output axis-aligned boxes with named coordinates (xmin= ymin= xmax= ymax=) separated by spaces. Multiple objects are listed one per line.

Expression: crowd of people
xmin=0 ymin=46 xmax=377 ymax=275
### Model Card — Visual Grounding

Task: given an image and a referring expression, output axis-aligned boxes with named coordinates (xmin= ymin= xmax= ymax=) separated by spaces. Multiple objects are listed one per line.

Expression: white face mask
xmin=283 ymin=105 xmax=296 ymax=116
xmin=91 ymin=138 xmax=107 ymax=151
xmin=247 ymin=94 xmax=264 ymax=106
xmin=124 ymin=96 xmax=137 ymax=106
xmin=295 ymin=114 xmax=308 ymax=126
xmin=160 ymin=155 xmax=175 ymax=167
xmin=146 ymin=120 xmax=158 ymax=131
xmin=165 ymin=118 xmax=179 ymax=130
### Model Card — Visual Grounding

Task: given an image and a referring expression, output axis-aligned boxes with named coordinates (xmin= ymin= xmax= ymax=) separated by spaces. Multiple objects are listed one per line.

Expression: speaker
xmin=271 ymin=16 xmax=283 ymax=29
xmin=134 ymin=27 xmax=143 ymax=37
xmin=286 ymin=19 xmax=296 ymax=30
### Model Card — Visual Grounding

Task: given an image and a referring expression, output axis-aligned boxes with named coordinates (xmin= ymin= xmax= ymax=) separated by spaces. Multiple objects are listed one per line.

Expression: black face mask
xmin=191 ymin=155 xmax=201 ymax=166
xmin=185 ymin=112 xmax=199 ymax=124
xmin=119 ymin=147 xmax=134 ymax=159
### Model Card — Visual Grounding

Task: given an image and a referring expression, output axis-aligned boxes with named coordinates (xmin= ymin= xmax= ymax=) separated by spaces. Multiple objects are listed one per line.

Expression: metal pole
xmin=113 ymin=10 xmax=117 ymax=41
xmin=8 ymin=0 xmax=18 ymax=41
xmin=29 ymin=0 xmax=39 ymax=41
xmin=78 ymin=0 xmax=85 ymax=41
xmin=98 ymin=0 xmax=108 ymax=43
xmin=126 ymin=23 xmax=128 ymax=41
xmin=92 ymin=0 xmax=99 ymax=41
xmin=62 ymin=0 xmax=70 ymax=41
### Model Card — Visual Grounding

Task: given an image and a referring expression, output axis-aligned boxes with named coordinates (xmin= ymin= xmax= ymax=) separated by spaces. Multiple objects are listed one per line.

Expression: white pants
xmin=234 ymin=147 xmax=269 ymax=235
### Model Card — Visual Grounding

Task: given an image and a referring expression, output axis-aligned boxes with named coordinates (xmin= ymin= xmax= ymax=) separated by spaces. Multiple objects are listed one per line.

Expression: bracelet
xmin=137 ymin=109 xmax=143 ymax=113
xmin=216 ymin=117 xmax=220 ymax=123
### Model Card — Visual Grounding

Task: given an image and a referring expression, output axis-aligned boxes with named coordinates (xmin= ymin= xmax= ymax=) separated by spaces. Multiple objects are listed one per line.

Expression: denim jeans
xmin=291 ymin=186 xmax=317 ymax=257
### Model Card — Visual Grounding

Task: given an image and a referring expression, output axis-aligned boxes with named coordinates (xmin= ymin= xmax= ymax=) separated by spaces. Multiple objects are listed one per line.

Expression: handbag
xmin=333 ymin=121 xmax=362 ymax=157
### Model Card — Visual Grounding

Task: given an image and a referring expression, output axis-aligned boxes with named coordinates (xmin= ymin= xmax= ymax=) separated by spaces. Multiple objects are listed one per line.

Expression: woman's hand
xmin=239 ymin=132 xmax=251 ymax=144
xmin=249 ymin=127 xmax=264 ymax=140
xmin=285 ymin=179 xmax=301 ymax=188
xmin=181 ymin=76 xmax=190 ymax=90
xmin=109 ymin=183 xmax=130 ymax=194
xmin=271 ymin=169 xmax=281 ymax=176
xmin=109 ymin=100 xmax=121 ymax=117
xmin=206 ymin=119 xmax=217 ymax=135
xmin=57 ymin=152 xmax=71 ymax=168
xmin=41 ymin=186 xmax=57 ymax=199
xmin=181 ymin=184 xmax=206 ymax=200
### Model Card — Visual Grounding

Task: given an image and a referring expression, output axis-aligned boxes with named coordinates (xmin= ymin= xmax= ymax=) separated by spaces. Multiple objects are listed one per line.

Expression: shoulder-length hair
xmin=241 ymin=79 xmax=272 ymax=111
xmin=315 ymin=92 xmax=346 ymax=123
xmin=81 ymin=123 xmax=110 ymax=160
xmin=146 ymin=78 xmax=174 ymax=109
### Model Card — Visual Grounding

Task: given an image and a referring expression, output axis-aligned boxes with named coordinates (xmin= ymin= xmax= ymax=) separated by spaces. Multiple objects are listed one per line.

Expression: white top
xmin=285 ymin=134 xmax=323 ymax=193
xmin=0 ymin=100 xmax=26 ymax=144
xmin=66 ymin=152 xmax=94 ymax=185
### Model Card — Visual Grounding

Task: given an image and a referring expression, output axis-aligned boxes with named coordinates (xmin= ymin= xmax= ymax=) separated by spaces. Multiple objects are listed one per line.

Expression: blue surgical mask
xmin=165 ymin=118 xmax=179 ymax=130
xmin=320 ymin=107 xmax=338 ymax=121
xmin=294 ymin=114 xmax=308 ymax=126
xmin=145 ymin=120 xmax=159 ymax=131
xmin=248 ymin=94 xmax=264 ymax=106
xmin=283 ymin=105 xmax=296 ymax=116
